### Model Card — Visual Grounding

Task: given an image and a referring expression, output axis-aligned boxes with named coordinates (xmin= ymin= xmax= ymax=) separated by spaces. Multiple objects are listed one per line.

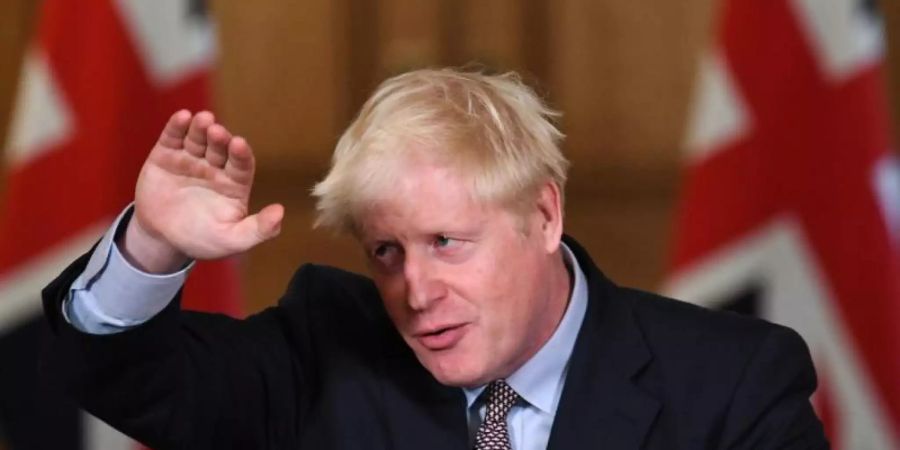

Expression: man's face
xmin=357 ymin=156 xmax=566 ymax=387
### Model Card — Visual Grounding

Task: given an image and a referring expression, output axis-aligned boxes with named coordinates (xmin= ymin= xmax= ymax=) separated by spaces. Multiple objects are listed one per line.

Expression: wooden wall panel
xmin=377 ymin=0 xmax=444 ymax=73
xmin=455 ymin=0 xmax=525 ymax=70
xmin=213 ymin=0 xmax=347 ymax=176
xmin=882 ymin=0 xmax=900 ymax=142
xmin=548 ymin=0 xmax=716 ymax=186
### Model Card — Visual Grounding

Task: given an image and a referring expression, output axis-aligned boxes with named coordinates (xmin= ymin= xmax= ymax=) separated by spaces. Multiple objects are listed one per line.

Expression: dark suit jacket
xmin=41 ymin=236 xmax=828 ymax=449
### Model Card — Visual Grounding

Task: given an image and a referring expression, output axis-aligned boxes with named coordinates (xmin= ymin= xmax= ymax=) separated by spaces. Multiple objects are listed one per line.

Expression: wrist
xmin=119 ymin=217 xmax=189 ymax=274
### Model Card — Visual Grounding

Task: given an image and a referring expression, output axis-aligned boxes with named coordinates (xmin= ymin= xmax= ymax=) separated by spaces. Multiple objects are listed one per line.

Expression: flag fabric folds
xmin=666 ymin=0 xmax=900 ymax=448
xmin=0 ymin=0 xmax=242 ymax=448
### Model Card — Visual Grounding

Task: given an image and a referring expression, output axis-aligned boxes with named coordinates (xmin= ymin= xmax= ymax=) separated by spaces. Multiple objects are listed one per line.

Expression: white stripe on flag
xmin=873 ymin=153 xmax=900 ymax=246
xmin=788 ymin=0 xmax=884 ymax=81
xmin=683 ymin=50 xmax=750 ymax=163
xmin=83 ymin=411 xmax=136 ymax=450
xmin=113 ymin=0 xmax=216 ymax=86
xmin=5 ymin=50 xmax=74 ymax=168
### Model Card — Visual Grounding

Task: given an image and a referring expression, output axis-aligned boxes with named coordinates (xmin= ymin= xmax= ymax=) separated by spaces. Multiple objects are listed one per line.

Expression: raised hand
xmin=121 ymin=110 xmax=284 ymax=273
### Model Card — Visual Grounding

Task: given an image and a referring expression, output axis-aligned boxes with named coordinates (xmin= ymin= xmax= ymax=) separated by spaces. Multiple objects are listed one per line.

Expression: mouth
xmin=414 ymin=323 xmax=469 ymax=351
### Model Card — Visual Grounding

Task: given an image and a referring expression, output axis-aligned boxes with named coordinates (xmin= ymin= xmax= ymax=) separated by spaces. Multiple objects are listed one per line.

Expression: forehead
xmin=356 ymin=158 xmax=499 ymax=237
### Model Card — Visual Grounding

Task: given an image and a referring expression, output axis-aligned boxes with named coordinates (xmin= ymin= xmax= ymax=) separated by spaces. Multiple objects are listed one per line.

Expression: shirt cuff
xmin=65 ymin=204 xmax=194 ymax=334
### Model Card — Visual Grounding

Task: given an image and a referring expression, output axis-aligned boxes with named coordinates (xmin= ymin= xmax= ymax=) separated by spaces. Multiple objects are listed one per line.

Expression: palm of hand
xmin=131 ymin=111 xmax=283 ymax=263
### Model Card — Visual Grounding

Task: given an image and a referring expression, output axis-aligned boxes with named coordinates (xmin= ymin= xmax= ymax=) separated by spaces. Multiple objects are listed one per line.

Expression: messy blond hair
xmin=312 ymin=67 xmax=568 ymax=233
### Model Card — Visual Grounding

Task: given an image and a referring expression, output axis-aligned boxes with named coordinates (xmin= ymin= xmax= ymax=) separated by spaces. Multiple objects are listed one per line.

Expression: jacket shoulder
xmin=624 ymin=287 xmax=785 ymax=345
xmin=619 ymin=287 xmax=815 ymax=407
xmin=621 ymin=287 xmax=806 ymax=371
xmin=617 ymin=288 xmax=825 ymax=446
xmin=274 ymin=263 xmax=395 ymax=347
xmin=279 ymin=264 xmax=382 ymax=314
xmin=281 ymin=264 xmax=379 ymax=304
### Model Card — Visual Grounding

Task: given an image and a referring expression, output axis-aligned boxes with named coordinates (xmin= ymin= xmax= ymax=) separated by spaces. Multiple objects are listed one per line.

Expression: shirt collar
xmin=463 ymin=242 xmax=589 ymax=414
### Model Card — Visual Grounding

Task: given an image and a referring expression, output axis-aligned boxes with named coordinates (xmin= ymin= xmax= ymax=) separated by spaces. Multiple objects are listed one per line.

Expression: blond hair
xmin=312 ymin=67 xmax=568 ymax=233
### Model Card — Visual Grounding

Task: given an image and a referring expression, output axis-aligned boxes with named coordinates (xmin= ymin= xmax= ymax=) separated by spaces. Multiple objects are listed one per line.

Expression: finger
xmin=184 ymin=111 xmax=215 ymax=157
xmin=231 ymin=203 xmax=285 ymax=250
xmin=157 ymin=110 xmax=192 ymax=149
xmin=205 ymin=124 xmax=232 ymax=168
xmin=224 ymin=136 xmax=254 ymax=184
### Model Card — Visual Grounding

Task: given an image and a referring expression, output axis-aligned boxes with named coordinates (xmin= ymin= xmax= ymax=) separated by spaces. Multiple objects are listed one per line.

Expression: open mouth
xmin=416 ymin=324 xmax=468 ymax=351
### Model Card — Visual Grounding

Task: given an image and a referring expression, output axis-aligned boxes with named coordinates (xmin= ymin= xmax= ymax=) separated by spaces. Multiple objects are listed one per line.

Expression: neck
xmin=550 ymin=248 xmax=575 ymax=330
xmin=511 ymin=249 xmax=573 ymax=374
xmin=484 ymin=245 xmax=574 ymax=385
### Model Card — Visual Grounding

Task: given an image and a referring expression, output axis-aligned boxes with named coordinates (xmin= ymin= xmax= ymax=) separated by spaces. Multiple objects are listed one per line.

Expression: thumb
xmin=255 ymin=203 xmax=285 ymax=239
xmin=231 ymin=203 xmax=285 ymax=250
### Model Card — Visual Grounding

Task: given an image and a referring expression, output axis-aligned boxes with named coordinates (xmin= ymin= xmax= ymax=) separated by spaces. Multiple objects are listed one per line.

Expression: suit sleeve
xmin=718 ymin=326 xmax=830 ymax=449
xmin=41 ymin=250 xmax=317 ymax=450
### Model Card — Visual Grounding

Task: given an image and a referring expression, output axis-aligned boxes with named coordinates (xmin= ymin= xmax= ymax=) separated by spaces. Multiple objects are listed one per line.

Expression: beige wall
xmin=1 ymin=0 xmax=899 ymax=313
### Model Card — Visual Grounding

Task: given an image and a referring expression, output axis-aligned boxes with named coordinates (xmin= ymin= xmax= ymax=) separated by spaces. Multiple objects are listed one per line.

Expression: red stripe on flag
xmin=668 ymin=0 xmax=900 ymax=443
xmin=2 ymin=1 xmax=243 ymax=446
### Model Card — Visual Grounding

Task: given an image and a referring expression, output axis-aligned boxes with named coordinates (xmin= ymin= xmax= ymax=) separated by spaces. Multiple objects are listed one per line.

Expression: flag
xmin=0 ymin=0 xmax=243 ymax=448
xmin=664 ymin=0 xmax=900 ymax=448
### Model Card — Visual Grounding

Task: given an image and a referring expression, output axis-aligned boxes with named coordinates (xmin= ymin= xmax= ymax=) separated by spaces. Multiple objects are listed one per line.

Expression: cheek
xmin=461 ymin=254 xmax=523 ymax=325
xmin=480 ymin=248 xmax=544 ymax=330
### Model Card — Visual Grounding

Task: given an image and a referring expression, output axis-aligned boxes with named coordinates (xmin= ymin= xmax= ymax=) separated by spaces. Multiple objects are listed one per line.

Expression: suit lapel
xmin=547 ymin=237 xmax=660 ymax=450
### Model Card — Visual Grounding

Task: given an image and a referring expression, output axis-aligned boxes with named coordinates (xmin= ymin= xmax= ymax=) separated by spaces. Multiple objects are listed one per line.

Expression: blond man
xmin=42 ymin=69 xmax=828 ymax=449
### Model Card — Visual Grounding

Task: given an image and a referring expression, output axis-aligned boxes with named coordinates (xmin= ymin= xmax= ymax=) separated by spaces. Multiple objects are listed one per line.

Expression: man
xmin=41 ymin=68 xmax=829 ymax=449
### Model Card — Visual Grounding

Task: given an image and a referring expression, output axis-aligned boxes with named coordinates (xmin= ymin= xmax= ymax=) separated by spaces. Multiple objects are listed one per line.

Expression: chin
xmin=429 ymin=368 xmax=485 ymax=388
xmin=416 ymin=349 xmax=488 ymax=387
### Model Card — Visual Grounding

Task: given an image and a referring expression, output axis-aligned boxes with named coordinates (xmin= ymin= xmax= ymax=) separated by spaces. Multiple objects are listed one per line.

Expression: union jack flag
xmin=0 ymin=1 xmax=242 ymax=448
xmin=666 ymin=0 xmax=900 ymax=447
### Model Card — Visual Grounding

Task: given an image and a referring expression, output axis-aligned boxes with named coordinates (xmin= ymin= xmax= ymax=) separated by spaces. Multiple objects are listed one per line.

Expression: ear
xmin=533 ymin=181 xmax=564 ymax=253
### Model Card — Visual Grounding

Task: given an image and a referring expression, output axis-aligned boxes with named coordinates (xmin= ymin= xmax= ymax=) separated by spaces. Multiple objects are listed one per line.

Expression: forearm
xmin=43 ymin=246 xmax=301 ymax=448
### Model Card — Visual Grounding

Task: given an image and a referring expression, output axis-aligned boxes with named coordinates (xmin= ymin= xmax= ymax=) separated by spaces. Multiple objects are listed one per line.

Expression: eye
xmin=374 ymin=244 xmax=390 ymax=258
xmin=435 ymin=235 xmax=453 ymax=248
xmin=432 ymin=235 xmax=465 ymax=252
xmin=428 ymin=234 xmax=471 ymax=262
xmin=374 ymin=244 xmax=394 ymax=258
xmin=370 ymin=242 xmax=403 ymax=269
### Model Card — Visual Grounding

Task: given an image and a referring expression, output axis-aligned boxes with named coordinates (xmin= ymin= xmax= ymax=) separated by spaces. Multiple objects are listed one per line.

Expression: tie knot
xmin=484 ymin=379 xmax=520 ymax=420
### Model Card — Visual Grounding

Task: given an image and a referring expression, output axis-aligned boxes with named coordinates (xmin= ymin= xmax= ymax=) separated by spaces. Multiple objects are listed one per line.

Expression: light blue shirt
xmin=64 ymin=206 xmax=192 ymax=334
xmin=66 ymin=206 xmax=589 ymax=449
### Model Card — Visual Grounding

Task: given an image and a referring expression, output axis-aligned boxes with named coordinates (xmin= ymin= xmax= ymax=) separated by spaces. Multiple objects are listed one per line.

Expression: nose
xmin=403 ymin=249 xmax=445 ymax=311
